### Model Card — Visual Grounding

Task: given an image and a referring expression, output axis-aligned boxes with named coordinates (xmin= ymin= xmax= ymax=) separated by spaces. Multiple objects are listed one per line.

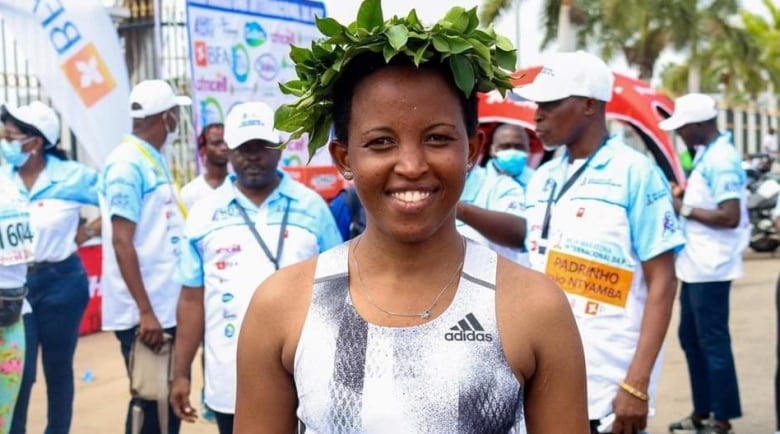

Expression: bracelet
xmin=619 ymin=381 xmax=649 ymax=401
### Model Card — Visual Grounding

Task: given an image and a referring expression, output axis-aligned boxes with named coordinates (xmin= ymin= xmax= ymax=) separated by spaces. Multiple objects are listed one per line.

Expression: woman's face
xmin=331 ymin=65 xmax=482 ymax=243
xmin=2 ymin=121 xmax=40 ymax=154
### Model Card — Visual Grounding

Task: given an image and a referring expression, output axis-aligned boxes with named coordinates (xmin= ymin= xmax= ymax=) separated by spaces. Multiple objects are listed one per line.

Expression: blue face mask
xmin=0 ymin=138 xmax=32 ymax=168
xmin=493 ymin=149 xmax=528 ymax=176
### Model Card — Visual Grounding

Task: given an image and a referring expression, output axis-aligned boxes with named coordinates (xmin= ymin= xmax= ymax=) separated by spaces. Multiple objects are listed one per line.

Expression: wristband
xmin=619 ymin=381 xmax=649 ymax=401
xmin=680 ymin=205 xmax=693 ymax=218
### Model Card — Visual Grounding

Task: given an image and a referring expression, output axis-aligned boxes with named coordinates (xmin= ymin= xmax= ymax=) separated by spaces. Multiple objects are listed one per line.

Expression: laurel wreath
xmin=274 ymin=0 xmax=518 ymax=159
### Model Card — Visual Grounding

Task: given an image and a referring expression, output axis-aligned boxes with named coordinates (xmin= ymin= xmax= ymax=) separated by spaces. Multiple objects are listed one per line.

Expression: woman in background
xmin=1 ymin=101 xmax=100 ymax=434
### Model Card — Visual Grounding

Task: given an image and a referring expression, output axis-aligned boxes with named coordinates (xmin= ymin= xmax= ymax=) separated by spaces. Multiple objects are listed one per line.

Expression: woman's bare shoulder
xmin=495 ymin=258 xmax=569 ymax=310
xmin=495 ymin=257 xmax=579 ymax=380
xmin=244 ymin=255 xmax=320 ymax=369
xmin=250 ymin=256 xmax=319 ymax=309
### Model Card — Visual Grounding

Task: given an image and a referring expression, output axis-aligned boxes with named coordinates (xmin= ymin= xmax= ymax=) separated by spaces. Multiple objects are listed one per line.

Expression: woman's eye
xmin=365 ymin=137 xmax=394 ymax=148
xmin=425 ymin=134 xmax=453 ymax=145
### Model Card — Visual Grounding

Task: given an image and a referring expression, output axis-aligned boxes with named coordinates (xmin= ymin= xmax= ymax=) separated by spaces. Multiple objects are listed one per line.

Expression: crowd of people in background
xmin=0 ymin=1 xmax=777 ymax=433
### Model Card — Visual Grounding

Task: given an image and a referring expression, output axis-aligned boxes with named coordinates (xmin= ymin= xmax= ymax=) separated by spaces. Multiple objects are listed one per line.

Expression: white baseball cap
xmin=658 ymin=93 xmax=718 ymax=131
xmin=1 ymin=101 xmax=60 ymax=146
xmin=514 ymin=51 xmax=614 ymax=103
xmin=224 ymin=102 xmax=281 ymax=150
xmin=129 ymin=79 xmax=191 ymax=118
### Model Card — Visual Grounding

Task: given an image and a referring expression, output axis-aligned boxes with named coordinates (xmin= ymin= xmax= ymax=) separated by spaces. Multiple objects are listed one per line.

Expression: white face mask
xmin=163 ymin=113 xmax=179 ymax=148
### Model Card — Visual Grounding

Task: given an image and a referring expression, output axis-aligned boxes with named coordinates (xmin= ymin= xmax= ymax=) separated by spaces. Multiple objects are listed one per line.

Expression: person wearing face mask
xmin=487 ymin=123 xmax=536 ymax=190
xmin=98 ymin=79 xmax=191 ymax=434
xmin=0 ymin=101 xmax=100 ymax=434
xmin=456 ymin=136 xmax=529 ymax=267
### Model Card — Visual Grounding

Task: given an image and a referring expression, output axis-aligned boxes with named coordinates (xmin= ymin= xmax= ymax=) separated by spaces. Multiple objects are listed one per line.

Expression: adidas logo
xmin=444 ymin=313 xmax=493 ymax=342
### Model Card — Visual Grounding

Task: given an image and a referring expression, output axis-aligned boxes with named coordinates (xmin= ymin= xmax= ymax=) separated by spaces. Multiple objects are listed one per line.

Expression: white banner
xmin=0 ymin=0 xmax=131 ymax=166
xmin=185 ymin=0 xmax=332 ymax=166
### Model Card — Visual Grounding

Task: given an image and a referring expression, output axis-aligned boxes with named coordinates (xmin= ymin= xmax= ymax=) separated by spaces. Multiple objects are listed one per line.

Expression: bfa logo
xmin=231 ymin=44 xmax=250 ymax=83
xmin=244 ymin=22 xmax=266 ymax=47
xmin=33 ymin=1 xmax=117 ymax=108
xmin=61 ymin=43 xmax=116 ymax=108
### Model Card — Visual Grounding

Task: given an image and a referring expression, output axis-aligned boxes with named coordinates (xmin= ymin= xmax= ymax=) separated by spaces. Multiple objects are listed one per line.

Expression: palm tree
xmin=479 ymin=0 xmax=514 ymax=26
xmin=659 ymin=0 xmax=779 ymax=101
xmin=480 ymin=0 xmax=748 ymax=88
xmin=741 ymin=0 xmax=780 ymax=92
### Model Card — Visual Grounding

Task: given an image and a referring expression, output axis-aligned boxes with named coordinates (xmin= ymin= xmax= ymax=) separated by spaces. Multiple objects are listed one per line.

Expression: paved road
xmin=24 ymin=253 xmax=779 ymax=433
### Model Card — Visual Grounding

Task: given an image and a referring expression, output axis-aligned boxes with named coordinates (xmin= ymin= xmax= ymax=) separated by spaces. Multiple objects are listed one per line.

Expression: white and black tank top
xmin=294 ymin=240 xmax=525 ymax=433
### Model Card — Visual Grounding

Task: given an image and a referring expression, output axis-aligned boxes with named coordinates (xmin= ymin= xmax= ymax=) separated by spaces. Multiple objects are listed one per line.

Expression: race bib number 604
xmin=0 ymin=210 xmax=33 ymax=266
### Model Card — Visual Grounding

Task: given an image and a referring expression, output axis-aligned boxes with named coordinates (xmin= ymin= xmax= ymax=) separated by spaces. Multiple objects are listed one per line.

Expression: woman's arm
xmin=234 ymin=260 xmax=315 ymax=434
xmin=75 ymin=216 xmax=101 ymax=245
xmin=497 ymin=259 xmax=590 ymax=433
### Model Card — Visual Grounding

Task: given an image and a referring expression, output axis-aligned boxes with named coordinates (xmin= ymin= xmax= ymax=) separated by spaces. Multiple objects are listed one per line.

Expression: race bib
xmin=544 ymin=248 xmax=633 ymax=308
xmin=0 ymin=209 xmax=34 ymax=266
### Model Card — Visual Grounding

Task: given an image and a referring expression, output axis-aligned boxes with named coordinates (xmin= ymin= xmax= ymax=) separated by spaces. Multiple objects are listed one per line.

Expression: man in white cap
xmin=98 ymin=79 xmax=191 ymax=434
xmin=659 ymin=93 xmax=746 ymax=434
xmin=169 ymin=102 xmax=341 ymax=434
xmin=517 ymin=51 xmax=684 ymax=434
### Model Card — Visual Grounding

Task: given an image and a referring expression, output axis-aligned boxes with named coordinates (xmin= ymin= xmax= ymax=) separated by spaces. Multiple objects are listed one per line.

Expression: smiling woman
xmin=234 ymin=1 xmax=590 ymax=433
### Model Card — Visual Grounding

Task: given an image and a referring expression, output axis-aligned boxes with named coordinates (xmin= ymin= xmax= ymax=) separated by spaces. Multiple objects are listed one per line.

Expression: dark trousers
xmin=115 ymin=326 xmax=181 ymax=434
xmin=10 ymin=254 xmax=89 ymax=434
xmin=775 ymin=274 xmax=780 ymax=430
xmin=679 ymin=281 xmax=742 ymax=421
xmin=214 ymin=411 xmax=234 ymax=434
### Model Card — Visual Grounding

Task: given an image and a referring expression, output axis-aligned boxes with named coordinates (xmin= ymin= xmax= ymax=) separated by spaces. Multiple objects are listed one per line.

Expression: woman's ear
xmin=329 ymin=139 xmax=351 ymax=176
xmin=468 ymin=130 xmax=486 ymax=168
xmin=23 ymin=136 xmax=44 ymax=154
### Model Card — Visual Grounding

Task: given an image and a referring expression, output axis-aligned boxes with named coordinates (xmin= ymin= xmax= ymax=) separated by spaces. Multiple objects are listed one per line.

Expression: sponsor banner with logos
xmin=0 ymin=0 xmax=131 ymax=165
xmin=186 ymin=0 xmax=332 ymax=166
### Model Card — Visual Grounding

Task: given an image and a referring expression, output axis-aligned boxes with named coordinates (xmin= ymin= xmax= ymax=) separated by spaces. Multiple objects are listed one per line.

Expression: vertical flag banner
xmin=0 ymin=0 xmax=131 ymax=165
xmin=185 ymin=0 xmax=331 ymax=166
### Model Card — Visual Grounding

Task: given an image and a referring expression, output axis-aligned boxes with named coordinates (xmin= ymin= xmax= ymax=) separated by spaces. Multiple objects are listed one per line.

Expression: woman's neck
xmin=18 ymin=154 xmax=46 ymax=190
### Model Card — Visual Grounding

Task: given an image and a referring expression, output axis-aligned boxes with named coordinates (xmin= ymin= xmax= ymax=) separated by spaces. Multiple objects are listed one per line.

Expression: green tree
xmin=480 ymin=0 xmax=750 ymax=87
xmin=659 ymin=0 xmax=778 ymax=101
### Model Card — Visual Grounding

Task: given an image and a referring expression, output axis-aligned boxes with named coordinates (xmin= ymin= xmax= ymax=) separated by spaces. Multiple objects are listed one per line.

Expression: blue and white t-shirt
xmin=676 ymin=132 xmax=749 ymax=283
xmin=486 ymin=159 xmax=535 ymax=191
xmin=458 ymin=165 xmax=528 ymax=266
xmin=98 ymin=135 xmax=185 ymax=331
xmin=2 ymin=155 xmax=98 ymax=263
xmin=176 ymin=172 xmax=342 ymax=413
xmin=524 ymin=137 xmax=685 ymax=421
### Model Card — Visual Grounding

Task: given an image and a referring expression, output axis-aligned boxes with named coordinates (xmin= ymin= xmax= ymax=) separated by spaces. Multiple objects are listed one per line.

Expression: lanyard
xmin=539 ymin=136 xmax=610 ymax=251
xmin=125 ymin=137 xmax=188 ymax=219
xmin=235 ymin=197 xmax=292 ymax=270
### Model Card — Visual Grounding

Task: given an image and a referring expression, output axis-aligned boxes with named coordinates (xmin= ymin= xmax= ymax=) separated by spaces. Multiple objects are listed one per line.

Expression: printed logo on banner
xmin=244 ymin=22 xmax=267 ymax=47
xmin=231 ymin=44 xmax=250 ymax=83
xmin=61 ymin=43 xmax=117 ymax=108
xmin=221 ymin=17 xmax=239 ymax=38
xmin=254 ymin=53 xmax=279 ymax=81
xmin=195 ymin=74 xmax=228 ymax=92
xmin=194 ymin=16 xmax=215 ymax=37
xmin=200 ymin=97 xmax=224 ymax=128
xmin=270 ymin=28 xmax=295 ymax=45
xmin=194 ymin=40 xmax=207 ymax=67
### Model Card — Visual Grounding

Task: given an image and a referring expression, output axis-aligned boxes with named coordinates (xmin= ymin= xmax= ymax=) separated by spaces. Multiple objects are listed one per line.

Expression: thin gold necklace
xmin=351 ymin=236 xmax=466 ymax=320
